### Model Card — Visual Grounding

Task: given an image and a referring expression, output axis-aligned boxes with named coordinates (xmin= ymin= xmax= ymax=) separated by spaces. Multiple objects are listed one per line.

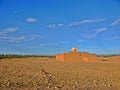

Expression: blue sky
xmin=0 ymin=0 xmax=120 ymax=55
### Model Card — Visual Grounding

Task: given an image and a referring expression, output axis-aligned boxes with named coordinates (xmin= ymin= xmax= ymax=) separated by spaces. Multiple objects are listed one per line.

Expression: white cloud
xmin=111 ymin=18 xmax=120 ymax=26
xmin=0 ymin=36 xmax=25 ymax=42
xmin=8 ymin=36 xmax=26 ymax=42
xmin=29 ymin=35 xmax=40 ymax=40
xmin=0 ymin=27 xmax=19 ymax=36
xmin=78 ymin=39 xmax=86 ymax=43
xmin=4 ymin=27 xmax=19 ymax=32
xmin=27 ymin=17 xmax=37 ymax=23
xmin=48 ymin=23 xmax=64 ymax=28
xmin=0 ymin=27 xmax=40 ymax=42
xmin=68 ymin=21 xmax=80 ymax=27
xmin=48 ymin=18 xmax=106 ymax=28
xmin=29 ymin=41 xmax=70 ymax=49
xmin=0 ymin=36 xmax=26 ymax=42
xmin=58 ymin=24 xmax=64 ymax=27
xmin=96 ymin=28 xmax=107 ymax=34
xmin=81 ymin=33 xmax=97 ymax=39
xmin=68 ymin=18 xmax=106 ymax=27
xmin=0 ymin=35 xmax=40 ymax=43
xmin=80 ymin=18 xmax=105 ymax=24
xmin=81 ymin=27 xmax=108 ymax=39
xmin=102 ymin=36 xmax=120 ymax=40
xmin=48 ymin=24 xmax=56 ymax=28
xmin=39 ymin=41 xmax=70 ymax=46
xmin=39 ymin=43 xmax=57 ymax=46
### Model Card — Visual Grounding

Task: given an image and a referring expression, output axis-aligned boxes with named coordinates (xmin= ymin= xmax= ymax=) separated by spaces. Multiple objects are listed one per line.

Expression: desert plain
xmin=0 ymin=56 xmax=120 ymax=90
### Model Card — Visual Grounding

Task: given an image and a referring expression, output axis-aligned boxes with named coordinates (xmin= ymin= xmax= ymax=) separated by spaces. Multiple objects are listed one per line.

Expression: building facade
xmin=56 ymin=48 xmax=98 ymax=62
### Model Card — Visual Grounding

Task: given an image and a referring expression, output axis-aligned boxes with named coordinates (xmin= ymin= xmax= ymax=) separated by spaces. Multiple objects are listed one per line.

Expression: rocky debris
xmin=40 ymin=66 xmax=62 ymax=89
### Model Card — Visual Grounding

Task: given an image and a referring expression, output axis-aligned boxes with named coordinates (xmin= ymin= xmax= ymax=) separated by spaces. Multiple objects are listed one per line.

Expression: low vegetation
xmin=0 ymin=54 xmax=55 ymax=59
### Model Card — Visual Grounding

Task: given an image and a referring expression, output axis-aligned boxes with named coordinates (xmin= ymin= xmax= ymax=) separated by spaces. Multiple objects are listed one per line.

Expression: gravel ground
xmin=0 ymin=56 xmax=120 ymax=90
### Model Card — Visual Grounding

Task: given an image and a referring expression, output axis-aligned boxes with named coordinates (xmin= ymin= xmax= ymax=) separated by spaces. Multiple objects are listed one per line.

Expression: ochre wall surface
xmin=56 ymin=52 xmax=98 ymax=62
xmin=56 ymin=53 xmax=64 ymax=62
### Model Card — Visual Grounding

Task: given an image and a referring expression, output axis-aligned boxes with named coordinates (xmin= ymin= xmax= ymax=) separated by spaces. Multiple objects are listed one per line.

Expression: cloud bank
xmin=48 ymin=18 xmax=106 ymax=28
xmin=0 ymin=27 xmax=40 ymax=42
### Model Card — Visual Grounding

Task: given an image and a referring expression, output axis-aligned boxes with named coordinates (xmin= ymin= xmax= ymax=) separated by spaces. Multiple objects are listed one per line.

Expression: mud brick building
xmin=56 ymin=47 xmax=98 ymax=62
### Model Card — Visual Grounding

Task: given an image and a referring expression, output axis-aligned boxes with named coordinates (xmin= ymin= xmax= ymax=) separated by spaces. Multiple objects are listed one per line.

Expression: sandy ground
xmin=0 ymin=56 xmax=120 ymax=90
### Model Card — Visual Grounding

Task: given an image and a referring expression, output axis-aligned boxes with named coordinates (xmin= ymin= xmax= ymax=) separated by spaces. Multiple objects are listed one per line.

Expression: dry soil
xmin=0 ymin=56 xmax=120 ymax=90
